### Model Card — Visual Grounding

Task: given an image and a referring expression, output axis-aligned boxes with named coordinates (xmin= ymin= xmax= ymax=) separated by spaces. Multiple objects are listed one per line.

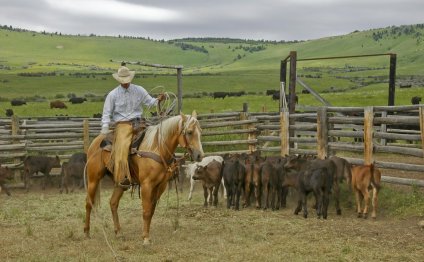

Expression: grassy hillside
xmin=0 ymin=24 xmax=423 ymax=115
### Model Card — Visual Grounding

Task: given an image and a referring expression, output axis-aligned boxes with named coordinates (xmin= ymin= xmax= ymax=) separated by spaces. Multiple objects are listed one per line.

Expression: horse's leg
xmin=110 ymin=186 xmax=125 ymax=235
xmin=84 ymin=176 xmax=100 ymax=237
xmin=254 ymin=182 xmax=261 ymax=209
xmin=371 ymin=187 xmax=378 ymax=219
xmin=84 ymin=169 xmax=102 ymax=237
xmin=140 ymin=180 xmax=168 ymax=245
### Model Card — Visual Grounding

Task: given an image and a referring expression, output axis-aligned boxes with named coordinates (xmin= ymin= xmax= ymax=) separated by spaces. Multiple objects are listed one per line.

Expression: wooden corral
xmin=0 ymin=104 xmax=423 ymax=187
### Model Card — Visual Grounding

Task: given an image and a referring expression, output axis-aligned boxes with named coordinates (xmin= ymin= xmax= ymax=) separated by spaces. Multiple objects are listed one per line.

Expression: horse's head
xmin=179 ymin=110 xmax=204 ymax=162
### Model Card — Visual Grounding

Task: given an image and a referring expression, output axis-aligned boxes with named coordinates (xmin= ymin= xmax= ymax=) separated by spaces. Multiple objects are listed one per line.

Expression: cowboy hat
xmin=112 ymin=66 xmax=135 ymax=84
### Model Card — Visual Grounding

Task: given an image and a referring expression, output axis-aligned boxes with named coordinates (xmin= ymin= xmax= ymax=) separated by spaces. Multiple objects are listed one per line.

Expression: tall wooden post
xmin=177 ymin=67 xmax=183 ymax=113
xmin=83 ymin=119 xmax=90 ymax=153
xmin=280 ymin=60 xmax=287 ymax=111
xmin=289 ymin=51 xmax=297 ymax=114
xmin=419 ymin=106 xmax=424 ymax=157
xmin=317 ymin=107 xmax=328 ymax=159
xmin=280 ymin=111 xmax=289 ymax=157
xmin=11 ymin=115 xmax=20 ymax=181
xmin=364 ymin=107 xmax=374 ymax=165
xmin=388 ymin=54 xmax=397 ymax=106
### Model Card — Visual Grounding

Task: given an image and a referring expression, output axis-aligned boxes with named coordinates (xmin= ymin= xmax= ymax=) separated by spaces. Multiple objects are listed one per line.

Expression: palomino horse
xmin=84 ymin=111 xmax=204 ymax=244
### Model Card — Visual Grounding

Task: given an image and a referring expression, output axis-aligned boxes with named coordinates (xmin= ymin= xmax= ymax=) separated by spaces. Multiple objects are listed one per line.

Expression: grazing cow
xmin=69 ymin=97 xmax=87 ymax=104
xmin=411 ymin=96 xmax=421 ymax=105
xmin=192 ymin=159 xmax=223 ymax=207
xmin=50 ymin=100 xmax=67 ymax=109
xmin=23 ymin=155 xmax=61 ymax=191
xmin=92 ymin=113 xmax=102 ymax=118
xmin=60 ymin=153 xmax=87 ymax=194
xmin=222 ymin=154 xmax=246 ymax=210
xmin=0 ymin=165 xmax=14 ymax=196
xmin=301 ymin=89 xmax=310 ymax=94
xmin=272 ymin=92 xmax=299 ymax=104
xmin=5 ymin=109 xmax=13 ymax=117
xmin=10 ymin=99 xmax=26 ymax=106
xmin=266 ymin=89 xmax=278 ymax=95
xmin=186 ymin=156 xmax=225 ymax=201
xmin=213 ymin=92 xmax=228 ymax=99
xmin=351 ymin=163 xmax=381 ymax=219
xmin=284 ymin=155 xmax=334 ymax=219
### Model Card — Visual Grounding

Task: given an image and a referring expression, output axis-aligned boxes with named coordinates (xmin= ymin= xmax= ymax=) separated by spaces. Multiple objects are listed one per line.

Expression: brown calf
xmin=192 ymin=159 xmax=223 ymax=207
xmin=351 ymin=163 xmax=381 ymax=219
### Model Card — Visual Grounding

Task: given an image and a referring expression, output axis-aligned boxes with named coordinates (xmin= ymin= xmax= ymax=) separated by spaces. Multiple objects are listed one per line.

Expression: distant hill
xmin=0 ymin=23 xmax=423 ymax=105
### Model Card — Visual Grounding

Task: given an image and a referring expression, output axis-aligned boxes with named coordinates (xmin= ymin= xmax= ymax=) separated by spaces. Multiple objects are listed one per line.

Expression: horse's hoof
xmin=363 ymin=214 xmax=368 ymax=219
xmin=357 ymin=213 xmax=362 ymax=218
xmin=143 ymin=238 xmax=151 ymax=245
xmin=336 ymin=210 xmax=342 ymax=215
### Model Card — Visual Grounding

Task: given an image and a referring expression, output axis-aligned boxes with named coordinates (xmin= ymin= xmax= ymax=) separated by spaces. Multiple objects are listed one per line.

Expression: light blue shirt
xmin=101 ymin=84 xmax=158 ymax=128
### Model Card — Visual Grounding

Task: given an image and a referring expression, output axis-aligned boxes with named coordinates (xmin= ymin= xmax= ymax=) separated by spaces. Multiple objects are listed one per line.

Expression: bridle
xmin=179 ymin=116 xmax=201 ymax=157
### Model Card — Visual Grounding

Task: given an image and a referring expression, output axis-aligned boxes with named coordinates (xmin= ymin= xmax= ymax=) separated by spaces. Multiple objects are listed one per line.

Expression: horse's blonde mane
xmin=141 ymin=115 xmax=182 ymax=152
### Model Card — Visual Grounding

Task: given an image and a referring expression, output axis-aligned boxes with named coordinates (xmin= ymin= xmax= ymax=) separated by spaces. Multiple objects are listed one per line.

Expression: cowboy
xmin=101 ymin=65 xmax=165 ymax=189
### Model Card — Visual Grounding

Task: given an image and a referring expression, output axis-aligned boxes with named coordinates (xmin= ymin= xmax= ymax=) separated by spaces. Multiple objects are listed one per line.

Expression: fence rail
xmin=0 ymin=104 xmax=423 ymax=187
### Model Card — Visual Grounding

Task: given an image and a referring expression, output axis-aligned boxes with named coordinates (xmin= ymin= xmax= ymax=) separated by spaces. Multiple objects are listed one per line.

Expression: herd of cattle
xmin=0 ymin=151 xmax=381 ymax=219
xmin=174 ymin=152 xmax=381 ymax=219
xmin=0 ymin=152 xmax=87 ymax=195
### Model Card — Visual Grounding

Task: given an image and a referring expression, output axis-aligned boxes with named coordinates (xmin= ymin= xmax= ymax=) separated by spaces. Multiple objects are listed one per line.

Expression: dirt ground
xmin=1 ymin=178 xmax=423 ymax=262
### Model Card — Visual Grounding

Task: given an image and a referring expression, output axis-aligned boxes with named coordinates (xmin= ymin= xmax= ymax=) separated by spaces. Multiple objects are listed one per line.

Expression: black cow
xmin=69 ymin=97 xmax=87 ymax=104
xmin=0 ymin=165 xmax=14 ymax=196
xmin=92 ymin=113 xmax=102 ymax=118
xmin=11 ymin=99 xmax=26 ymax=106
xmin=23 ymin=155 xmax=61 ymax=191
xmin=5 ymin=109 xmax=13 ymax=117
xmin=213 ymin=92 xmax=228 ymax=99
xmin=272 ymin=92 xmax=299 ymax=104
xmin=266 ymin=89 xmax=278 ymax=95
xmin=302 ymin=89 xmax=310 ymax=94
xmin=222 ymin=154 xmax=246 ymax=210
xmin=411 ymin=96 xmax=421 ymax=105
xmin=60 ymin=152 xmax=87 ymax=194
xmin=284 ymin=156 xmax=335 ymax=219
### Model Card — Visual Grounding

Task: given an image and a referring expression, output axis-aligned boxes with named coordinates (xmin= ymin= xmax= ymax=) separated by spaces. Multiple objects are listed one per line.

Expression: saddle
xmin=100 ymin=118 xmax=147 ymax=153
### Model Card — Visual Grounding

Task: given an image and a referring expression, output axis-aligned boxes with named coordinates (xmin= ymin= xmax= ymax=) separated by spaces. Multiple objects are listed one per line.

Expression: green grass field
xmin=1 ymin=24 xmax=423 ymax=115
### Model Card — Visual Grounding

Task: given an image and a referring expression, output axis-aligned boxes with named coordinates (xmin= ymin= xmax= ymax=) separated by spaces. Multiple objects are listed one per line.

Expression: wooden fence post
xmin=419 ymin=106 xmax=424 ymax=157
xmin=380 ymin=111 xmax=387 ymax=146
xmin=280 ymin=111 xmax=289 ymax=156
xmin=364 ymin=106 xmax=374 ymax=165
xmin=11 ymin=115 xmax=20 ymax=181
xmin=83 ymin=119 xmax=90 ymax=153
xmin=317 ymin=107 xmax=328 ymax=159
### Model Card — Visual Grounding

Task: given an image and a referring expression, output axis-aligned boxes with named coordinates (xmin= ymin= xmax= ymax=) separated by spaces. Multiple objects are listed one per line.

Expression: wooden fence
xmin=0 ymin=104 xmax=423 ymax=187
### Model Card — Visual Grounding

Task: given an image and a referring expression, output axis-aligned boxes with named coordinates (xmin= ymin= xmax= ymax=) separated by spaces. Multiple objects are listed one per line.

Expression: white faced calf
xmin=191 ymin=159 xmax=223 ymax=207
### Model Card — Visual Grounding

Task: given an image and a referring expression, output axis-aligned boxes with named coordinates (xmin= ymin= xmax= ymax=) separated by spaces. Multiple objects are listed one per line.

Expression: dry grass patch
xmin=0 ymin=182 xmax=423 ymax=261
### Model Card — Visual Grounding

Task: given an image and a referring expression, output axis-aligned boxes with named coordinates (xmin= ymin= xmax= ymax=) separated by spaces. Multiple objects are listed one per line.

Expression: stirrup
xmin=118 ymin=177 xmax=131 ymax=190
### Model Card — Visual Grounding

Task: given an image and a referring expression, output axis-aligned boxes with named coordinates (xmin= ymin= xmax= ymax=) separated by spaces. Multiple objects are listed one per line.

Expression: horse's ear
xmin=180 ymin=111 xmax=187 ymax=122
xmin=191 ymin=110 xmax=197 ymax=118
